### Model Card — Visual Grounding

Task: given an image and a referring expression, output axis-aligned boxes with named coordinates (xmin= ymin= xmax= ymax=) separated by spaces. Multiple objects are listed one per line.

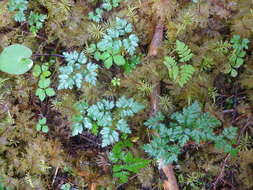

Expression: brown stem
xmin=148 ymin=0 xmax=170 ymax=57
xmin=148 ymin=20 xmax=164 ymax=57
xmin=150 ymin=82 xmax=180 ymax=190
xmin=32 ymin=53 xmax=64 ymax=58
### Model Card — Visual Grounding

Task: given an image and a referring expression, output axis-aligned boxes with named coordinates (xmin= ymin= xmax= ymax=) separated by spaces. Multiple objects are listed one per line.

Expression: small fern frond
xmin=213 ymin=40 xmax=231 ymax=54
xmin=164 ymin=56 xmax=177 ymax=66
xmin=164 ymin=56 xmax=178 ymax=80
xmin=176 ymin=40 xmax=193 ymax=62
xmin=178 ymin=65 xmax=195 ymax=87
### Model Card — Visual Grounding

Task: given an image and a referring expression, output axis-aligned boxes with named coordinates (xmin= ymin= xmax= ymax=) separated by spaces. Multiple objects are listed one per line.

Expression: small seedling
xmin=111 ymin=77 xmax=121 ymax=86
xmin=33 ymin=63 xmax=55 ymax=101
xmin=8 ymin=0 xmax=28 ymax=22
xmin=36 ymin=117 xmax=49 ymax=133
xmin=28 ymin=12 xmax=47 ymax=35
xmin=109 ymin=139 xmax=150 ymax=183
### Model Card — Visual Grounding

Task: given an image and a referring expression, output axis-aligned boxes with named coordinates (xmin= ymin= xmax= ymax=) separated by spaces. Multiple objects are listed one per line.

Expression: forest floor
xmin=0 ymin=0 xmax=253 ymax=190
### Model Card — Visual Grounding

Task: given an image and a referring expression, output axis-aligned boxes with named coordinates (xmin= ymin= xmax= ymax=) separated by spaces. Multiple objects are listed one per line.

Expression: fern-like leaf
xmin=164 ymin=56 xmax=179 ymax=80
xmin=176 ymin=40 xmax=193 ymax=62
xmin=178 ymin=65 xmax=195 ymax=87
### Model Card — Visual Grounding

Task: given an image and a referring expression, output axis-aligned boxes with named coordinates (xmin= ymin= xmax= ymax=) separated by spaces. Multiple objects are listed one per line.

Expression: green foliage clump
xmin=102 ymin=0 xmax=122 ymax=11
xmin=8 ymin=0 xmax=28 ymax=22
xmin=88 ymin=0 xmax=123 ymax=23
xmin=144 ymin=101 xmax=238 ymax=167
xmin=36 ymin=117 xmax=49 ymax=133
xmin=58 ymin=51 xmax=98 ymax=90
xmin=226 ymin=35 xmax=249 ymax=77
xmin=109 ymin=139 xmax=150 ymax=184
xmin=28 ymin=12 xmax=47 ymax=34
xmin=164 ymin=40 xmax=195 ymax=87
xmin=8 ymin=0 xmax=46 ymax=34
xmin=122 ymin=55 xmax=141 ymax=74
xmin=0 ymin=44 xmax=33 ymax=75
xmin=214 ymin=35 xmax=249 ymax=77
xmin=176 ymin=40 xmax=193 ymax=62
xmin=91 ymin=17 xmax=139 ymax=69
xmin=72 ymin=96 xmax=144 ymax=147
xmin=33 ymin=62 xmax=55 ymax=101
xmin=88 ymin=8 xmax=104 ymax=23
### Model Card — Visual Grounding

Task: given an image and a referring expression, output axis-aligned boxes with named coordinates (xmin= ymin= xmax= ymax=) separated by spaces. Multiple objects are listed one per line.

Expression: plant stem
xmin=32 ymin=53 xmax=64 ymax=58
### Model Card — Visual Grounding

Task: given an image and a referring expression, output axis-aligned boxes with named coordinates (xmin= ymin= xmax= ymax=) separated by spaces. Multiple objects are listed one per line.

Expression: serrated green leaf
xmin=72 ymin=123 xmax=83 ymax=136
xmin=176 ymin=40 xmax=193 ymax=62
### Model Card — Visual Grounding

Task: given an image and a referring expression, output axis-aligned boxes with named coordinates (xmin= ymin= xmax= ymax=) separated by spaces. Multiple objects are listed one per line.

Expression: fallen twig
xmin=148 ymin=0 xmax=170 ymax=57
xmin=51 ymin=166 xmax=59 ymax=187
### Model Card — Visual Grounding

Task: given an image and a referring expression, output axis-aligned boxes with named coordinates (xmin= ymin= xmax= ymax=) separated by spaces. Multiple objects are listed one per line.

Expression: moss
xmin=1 ymin=0 xmax=253 ymax=189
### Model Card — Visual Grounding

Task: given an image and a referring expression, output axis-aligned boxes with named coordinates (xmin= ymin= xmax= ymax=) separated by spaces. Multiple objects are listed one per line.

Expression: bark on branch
xmin=148 ymin=0 xmax=170 ymax=56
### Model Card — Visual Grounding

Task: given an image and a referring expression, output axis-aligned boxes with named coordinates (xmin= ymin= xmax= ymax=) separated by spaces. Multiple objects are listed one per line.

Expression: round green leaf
xmin=45 ymin=88 xmax=55 ymax=97
xmin=36 ymin=124 xmax=42 ymax=131
xmin=39 ymin=117 xmax=47 ymax=125
xmin=0 ymin=44 xmax=33 ymax=75
xmin=230 ymin=69 xmax=238 ymax=77
xmin=42 ymin=125 xmax=49 ymax=133
xmin=113 ymin=55 xmax=126 ymax=66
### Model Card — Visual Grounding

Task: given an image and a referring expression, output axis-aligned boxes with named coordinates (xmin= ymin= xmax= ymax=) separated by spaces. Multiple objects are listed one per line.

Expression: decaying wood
xmin=162 ymin=165 xmax=180 ymax=190
xmin=148 ymin=0 xmax=170 ymax=57
xmin=148 ymin=20 xmax=164 ymax=57
xmin=150 ymin=82 xmax=180 ymax=190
